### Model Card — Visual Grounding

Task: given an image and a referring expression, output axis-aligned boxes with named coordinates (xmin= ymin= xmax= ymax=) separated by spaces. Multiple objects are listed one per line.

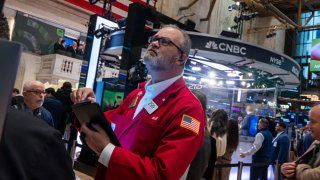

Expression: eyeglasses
xmin=26 ymin=90 xmax=46 ymax=95
xmin=148 ymin=36 xmax=185 ymax=54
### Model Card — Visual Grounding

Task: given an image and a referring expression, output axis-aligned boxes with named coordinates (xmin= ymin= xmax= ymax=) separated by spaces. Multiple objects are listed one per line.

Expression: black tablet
xmin=72 ymin=102 xmax=121 ymax=147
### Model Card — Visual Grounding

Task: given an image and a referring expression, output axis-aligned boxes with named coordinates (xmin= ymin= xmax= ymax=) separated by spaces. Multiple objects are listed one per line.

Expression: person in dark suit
xmin=0 ymin=108 xmax=75 ymax=180
xmin=66 ymin=41 xmax=77 ymax=57
xmin=43 ymin=87 xmax=66 ymax=134
xmin=76 ymin=44 xmax=85 ymax=56
xmin=271 ymin=122 xmax=290 ymax=179
xmin=54 ymin=37 xmax=66 ymax=53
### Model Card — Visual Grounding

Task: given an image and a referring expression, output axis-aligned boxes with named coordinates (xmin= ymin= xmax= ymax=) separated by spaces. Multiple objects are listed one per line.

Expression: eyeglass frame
xmin=148 ymin=36 xmax=185 ymax=54
xmin=25 ymin=90 xmax=46 ymax=96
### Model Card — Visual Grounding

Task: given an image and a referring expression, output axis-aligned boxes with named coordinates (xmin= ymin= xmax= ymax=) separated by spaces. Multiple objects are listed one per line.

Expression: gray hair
xmin=161 ymin=24 xmax=192 ymax=57
xmin=23 ymin=80 xmax=43 ymax=91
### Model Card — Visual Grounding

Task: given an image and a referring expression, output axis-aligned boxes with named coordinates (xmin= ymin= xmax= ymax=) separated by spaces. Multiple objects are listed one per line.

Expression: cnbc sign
xmin=310 ymin=60 xmax=320 ymax=72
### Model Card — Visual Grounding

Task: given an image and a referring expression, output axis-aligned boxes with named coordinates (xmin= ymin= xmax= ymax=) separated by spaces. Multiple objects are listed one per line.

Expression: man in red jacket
xmin=72 ymin=25 xmax=206 ymax=179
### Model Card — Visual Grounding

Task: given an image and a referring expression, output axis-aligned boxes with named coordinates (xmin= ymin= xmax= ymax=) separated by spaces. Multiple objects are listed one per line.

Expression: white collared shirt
xmin=133 ymin=74 xmax=182 ymax=118
xmin=98 ymin=73 xmax=183 ymax=167
xmin=272 ymin=131 xmax=284 ymax=143
xmin=243 ymin=132 xmax=264 ymax=155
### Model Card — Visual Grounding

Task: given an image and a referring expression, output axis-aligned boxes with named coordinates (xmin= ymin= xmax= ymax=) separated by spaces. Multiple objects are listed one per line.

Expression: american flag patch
xmin=180 ymin=114 xmax=200 ymax=134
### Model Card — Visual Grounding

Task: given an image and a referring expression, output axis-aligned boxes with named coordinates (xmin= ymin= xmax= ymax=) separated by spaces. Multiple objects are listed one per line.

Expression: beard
xmin=143 ymin=48 xmax=176 ymax=71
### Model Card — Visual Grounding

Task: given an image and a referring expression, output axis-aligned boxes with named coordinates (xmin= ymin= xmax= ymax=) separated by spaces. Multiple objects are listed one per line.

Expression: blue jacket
xmin=271 ymin=132 xmax=290 ymax=164
xmin=14 ymin=103 xmax=55 ymax=128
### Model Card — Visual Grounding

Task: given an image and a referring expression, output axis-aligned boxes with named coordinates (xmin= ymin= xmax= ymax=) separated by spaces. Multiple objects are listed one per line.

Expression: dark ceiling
xmin=235 ymin=0 xmax=320 ymax=17
xmin=271 ymin=0 xmax=320 ymax=15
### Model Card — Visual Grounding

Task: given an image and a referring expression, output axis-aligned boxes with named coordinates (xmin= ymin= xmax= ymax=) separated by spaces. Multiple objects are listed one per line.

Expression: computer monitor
xmin=64 ymin=36 xmax=77 ymax=47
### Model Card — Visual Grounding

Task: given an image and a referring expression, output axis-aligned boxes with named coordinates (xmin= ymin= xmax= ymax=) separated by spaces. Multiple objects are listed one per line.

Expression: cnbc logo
xmin=205 ymin=41 xmax=247 ymax=55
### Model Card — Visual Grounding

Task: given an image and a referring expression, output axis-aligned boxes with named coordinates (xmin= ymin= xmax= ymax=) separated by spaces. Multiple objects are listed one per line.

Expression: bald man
xmin=20 ymin=80 xmax=54 ymax=127
xmin=281 ymin=104 xmax=320 ymax=179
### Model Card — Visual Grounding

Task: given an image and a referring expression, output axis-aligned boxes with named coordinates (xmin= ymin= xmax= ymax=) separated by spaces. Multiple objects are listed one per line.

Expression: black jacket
xmin=0 ymin=108 xmax=75 ymax=180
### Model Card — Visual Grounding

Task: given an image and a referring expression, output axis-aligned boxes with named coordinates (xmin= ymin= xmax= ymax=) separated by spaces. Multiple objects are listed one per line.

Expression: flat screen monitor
xmin=64 ymin=36 xmax=77 ymax=47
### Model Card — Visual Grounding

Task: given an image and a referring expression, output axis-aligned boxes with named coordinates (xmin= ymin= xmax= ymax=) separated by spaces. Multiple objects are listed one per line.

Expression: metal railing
xmin=215 ymin=160 xmax=280 ymax=180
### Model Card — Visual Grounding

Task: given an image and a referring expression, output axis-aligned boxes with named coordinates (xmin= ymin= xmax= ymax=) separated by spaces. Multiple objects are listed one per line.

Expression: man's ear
xmin=178 ymin=53 xmax=187 ymax=65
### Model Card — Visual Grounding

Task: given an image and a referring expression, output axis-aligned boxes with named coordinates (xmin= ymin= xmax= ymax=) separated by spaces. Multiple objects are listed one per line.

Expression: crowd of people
xmin=2 ymin=24 xmax=320 ymax=180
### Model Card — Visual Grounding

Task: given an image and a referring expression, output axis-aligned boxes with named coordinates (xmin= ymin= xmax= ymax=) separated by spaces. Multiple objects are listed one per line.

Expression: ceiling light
xmin=209 ymin=71 xmax=216 ymax=78
xmin=226 ymin=81 xmax=235 ymax=85
xmin=201 ymin=78 xmax=209 ymax=83
xmin=188 ymin=76 xmax=197 ymax=81
xmin=190 ymin=61 xmax=197 ymax=65
xmin=191 ymin=66 xmax=201 ymax=71
xmin=209 ymin=80 xmax=216 ymax=85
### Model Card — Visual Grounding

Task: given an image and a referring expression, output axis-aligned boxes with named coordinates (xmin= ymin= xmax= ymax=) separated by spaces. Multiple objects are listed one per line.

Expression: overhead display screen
xmin=12 ymin=12 xmax=64 ymax=55
xmin=310 ymin=38 xmax=320 ymax=72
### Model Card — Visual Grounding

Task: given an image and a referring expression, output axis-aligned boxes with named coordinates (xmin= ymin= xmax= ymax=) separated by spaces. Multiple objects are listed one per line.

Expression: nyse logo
xmin=291 ymin=66 xmax=299 ymax=77
xmin=205 ymin=41 xmax=246 ymax=55
xmin=270 ymin=56 xmax=284 ymax=66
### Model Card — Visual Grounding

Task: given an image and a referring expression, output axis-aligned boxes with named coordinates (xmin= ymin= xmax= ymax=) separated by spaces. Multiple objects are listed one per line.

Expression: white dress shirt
xmin=243 ymin=132 xmax=264 ymax=155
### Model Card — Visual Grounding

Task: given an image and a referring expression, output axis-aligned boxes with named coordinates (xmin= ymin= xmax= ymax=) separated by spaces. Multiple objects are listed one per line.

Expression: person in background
xmin=11 ymin=88 xmax=24 ymax=109
xmin=55 ymin=81 xmax=74 ymax=152
xmin=203 ymin=109 xmax=228 ymax=180
xmin=66 ymin=41 xmax=77 ymax=57
xmin=187 ymin=90 xmax=212 ymax=180
xmin=240 ymin=105 xmax=258 ymax=136
xmin=12 ymin=88 xmax=20 ymax=97
xmin=18 ymin=80 xmax=54 ymax=128
xmin=240 ymin=118 xmax=273 ymax=180
xmin=72 ymin=25 xmax=206 ymax=179
xmin=214 ymin=119 xmax=239 ymax=180
xmin=237 ymin=114 xmax=243 ymax=129
xmin=281 ymin=104 xmax=320 ymax=180
xmin=43 ymin=87 xmax=66 ymax=134
xmin=0 ymin=108 xmax=75 ymax=180
xmin=76 ymin=44 xmax=85 ymax=56
xmin=208 ymin=109 xmax=228 ymax=156
xmin=271 ymin=122 xmax=290 ymax=180
xmin=54 ymin=37 xmax=63 ymax=52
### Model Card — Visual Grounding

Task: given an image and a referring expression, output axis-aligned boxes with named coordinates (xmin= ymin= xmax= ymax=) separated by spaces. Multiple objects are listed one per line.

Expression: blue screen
xmin=64 ymin=36 xmax=77 ymax=47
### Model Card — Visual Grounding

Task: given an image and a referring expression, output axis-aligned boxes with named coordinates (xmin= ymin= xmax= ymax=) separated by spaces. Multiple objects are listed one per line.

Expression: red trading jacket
xmin=96 ymin=77 xmax=205 ymax=180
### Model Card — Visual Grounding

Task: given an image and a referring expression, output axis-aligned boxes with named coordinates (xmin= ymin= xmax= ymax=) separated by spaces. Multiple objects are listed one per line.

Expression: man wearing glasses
xmin=72 ymin=25 xmax=205 ymax=179
xmin=19 ymin=80 xmax=54 ymax=128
